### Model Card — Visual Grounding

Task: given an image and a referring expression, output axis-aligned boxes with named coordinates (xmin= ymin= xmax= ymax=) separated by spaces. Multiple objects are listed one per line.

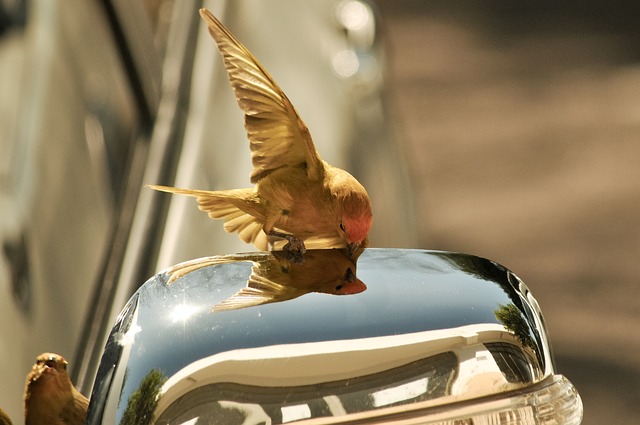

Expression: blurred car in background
xmin=0 ymin=0 xmax=416 ymax=419
xmin=86 ymin=248 xmax=583 ymax=424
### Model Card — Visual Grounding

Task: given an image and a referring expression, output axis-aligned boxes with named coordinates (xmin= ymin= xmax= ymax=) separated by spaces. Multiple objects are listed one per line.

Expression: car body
xmin=87 ymin=248 xmax=582 ymax=424
xmin=0 ymin=0 xmax=415 ymax=419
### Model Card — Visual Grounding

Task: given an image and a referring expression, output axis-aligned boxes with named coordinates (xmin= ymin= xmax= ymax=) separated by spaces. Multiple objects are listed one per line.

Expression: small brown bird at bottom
xmin=0 ymin=407 xmax=13 ymax=425
xmin=24 ymin=353 xmax=89 ymax=425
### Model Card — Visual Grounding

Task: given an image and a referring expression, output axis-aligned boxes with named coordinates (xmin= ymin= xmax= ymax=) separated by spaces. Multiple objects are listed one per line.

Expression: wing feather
xmin=199 ymin=8 xmax=322 ymax=183
xmin=213 ymin=268 xmax=299 ymax=312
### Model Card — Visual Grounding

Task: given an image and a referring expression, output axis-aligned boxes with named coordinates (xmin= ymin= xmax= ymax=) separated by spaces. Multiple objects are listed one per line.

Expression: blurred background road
xmin=376 ymin=2 xmax=640 ymax=424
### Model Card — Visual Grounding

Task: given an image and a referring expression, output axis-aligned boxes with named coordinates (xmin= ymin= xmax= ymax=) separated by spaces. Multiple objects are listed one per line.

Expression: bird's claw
xmin=283 ymin=236 xmax=306 ymax=254
xmin=269 ymin=230 xmax=306 ymax=263
xmin=284 ymin=249 xmax=304 ymax=263
xmin=283 ymin=237 xmax=306 ymax=263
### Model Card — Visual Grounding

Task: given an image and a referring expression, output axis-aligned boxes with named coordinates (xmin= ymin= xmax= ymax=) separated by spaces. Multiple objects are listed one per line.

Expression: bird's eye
xmin=335 ymin=284 xmax=343 ymax=291
xmin=339 ymin=223 xmax=346 ymax=232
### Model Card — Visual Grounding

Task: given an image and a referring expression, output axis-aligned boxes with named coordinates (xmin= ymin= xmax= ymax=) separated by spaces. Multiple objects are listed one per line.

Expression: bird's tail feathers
xmin=148 ymin=185 xmax=268 ymax=250
xmin=147 ymin=184 xmax=216 ymax=198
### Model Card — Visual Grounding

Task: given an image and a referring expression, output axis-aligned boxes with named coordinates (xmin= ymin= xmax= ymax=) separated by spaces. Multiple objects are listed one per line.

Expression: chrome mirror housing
xmin=87 ymin=248 xmax=582 ymax=424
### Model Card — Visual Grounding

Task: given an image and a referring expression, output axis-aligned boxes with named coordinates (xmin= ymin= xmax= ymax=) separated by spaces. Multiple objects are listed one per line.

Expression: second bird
xmin=150 ymin=8 xmax=372 ymax=257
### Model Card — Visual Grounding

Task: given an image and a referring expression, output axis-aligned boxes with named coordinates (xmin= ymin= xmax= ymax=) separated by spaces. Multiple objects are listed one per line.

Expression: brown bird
xmin=0 ymin=407 xmax=12 ymax=425
xmin=24 ymin=353 xmax=89 ymax=425
xmin=150 ymin=8 xmax=372 ymax=257
xmin=164 ymin=248 xmax=366 ymax=311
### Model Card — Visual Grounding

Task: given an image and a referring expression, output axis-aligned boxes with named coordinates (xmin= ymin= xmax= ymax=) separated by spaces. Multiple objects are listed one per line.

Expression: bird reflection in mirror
xmin=164 ymin=248 xmax=366 ymax=312
xmin=149 ymin=8 xmax=372 ymax=261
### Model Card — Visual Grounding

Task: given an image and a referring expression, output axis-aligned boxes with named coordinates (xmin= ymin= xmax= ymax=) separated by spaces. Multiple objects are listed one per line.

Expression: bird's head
xmin=338 ymin=195 xmax=372 ymax=257
xmin=334 ymin=266 xmax=367 ymax=295
xmin=330 ymin=168 xmax=373 ymax=255
xmin=24 ymin=352 xmax=88 ymax=424
xmin=26 ymin=353 xmax=72 ymax=397
xmin=339 ymin=215 xmax=371 ymax=256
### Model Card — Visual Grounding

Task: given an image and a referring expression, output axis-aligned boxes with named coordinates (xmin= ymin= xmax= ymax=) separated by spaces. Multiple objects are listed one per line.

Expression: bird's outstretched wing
xmin=199 ymin=8 xmax=322 ymax=183
xmin=213 ymin=271 xmax=301 ymax=312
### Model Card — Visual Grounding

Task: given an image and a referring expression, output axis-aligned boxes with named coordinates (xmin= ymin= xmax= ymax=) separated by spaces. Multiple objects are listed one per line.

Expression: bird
xmin=24 ymin=353 xmax=89 ymax=425
xmin=163 ymin=248 xmax=366 ymax=311
xmin=149 ymin=8 xmax=372 ymax=258
xmin=0 ymin=407 xmax=12 ymax=425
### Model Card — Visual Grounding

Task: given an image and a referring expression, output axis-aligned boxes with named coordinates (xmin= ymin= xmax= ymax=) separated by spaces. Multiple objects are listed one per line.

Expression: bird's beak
xmin=337 ymin=278 xmax=367 ymax=295
xmin=339 ymin=269 xmax=366 ymax=295
xmin=347 ymin=242 xmax=360 ymax=258
xmin=336 ymin=267 xmax=367 ymax=295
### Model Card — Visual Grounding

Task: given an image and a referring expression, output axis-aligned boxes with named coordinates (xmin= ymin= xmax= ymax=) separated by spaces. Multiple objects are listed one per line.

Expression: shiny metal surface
xmin=87 ymin=248 xmax=557 ymax=424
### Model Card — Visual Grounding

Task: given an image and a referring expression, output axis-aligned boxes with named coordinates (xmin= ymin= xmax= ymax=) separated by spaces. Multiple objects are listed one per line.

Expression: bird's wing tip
xmin=147 ymin=184 xmax=170 ymax=192
xmin=199 ymin=8 xmax=216 ymax=24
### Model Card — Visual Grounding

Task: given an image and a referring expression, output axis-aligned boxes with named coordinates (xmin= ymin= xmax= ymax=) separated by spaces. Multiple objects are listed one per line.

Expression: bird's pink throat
xmin=346 ymin=215 xmax=372 ymax=243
